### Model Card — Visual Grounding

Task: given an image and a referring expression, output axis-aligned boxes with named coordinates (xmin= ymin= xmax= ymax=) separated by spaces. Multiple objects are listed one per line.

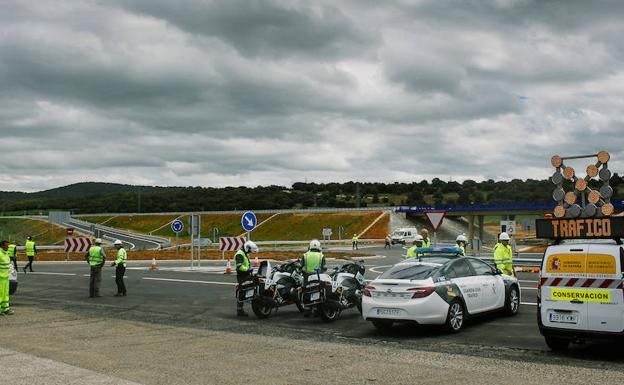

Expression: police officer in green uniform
xmin=406 ymin=235 xmax=425 ymax=258
xmin=301 ymin=239 xmax=326 ymax=275
xmin=8 ymin=242 xmax=17 ymax=270
xmin=455 ymin=234 xmax=467 ymax=255
xmin=85 ymin=238 xmax=106 ymax=298
xmin=235 ymin=241 xmax=258 ymax=317
xmin=0 ymin=240 xmax=13 ymax=315
xmin=111 ymin=240 xmax=127 ymax=296
xmin=420 ymin=229 xmax=431 ymax=248
xmin=23 ymin=236 xmax=36 ymax=273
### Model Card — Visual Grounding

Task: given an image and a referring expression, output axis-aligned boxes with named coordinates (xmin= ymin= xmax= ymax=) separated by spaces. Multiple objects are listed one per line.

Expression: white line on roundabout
xmin=369 ymin=265 xmax=392 ymax=274
xmin=143 ymin=277 xmax=235 ymax=286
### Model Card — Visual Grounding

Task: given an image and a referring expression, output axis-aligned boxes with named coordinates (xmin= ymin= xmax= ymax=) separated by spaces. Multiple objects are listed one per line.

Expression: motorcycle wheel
xmin=295 ymin=300 xmax=304 ymax=313
xmin=251 ymin=298 xmax=273 ymax=319
xmin=356 ymin=297 xmax=362 ymax=314
xmin=319 ymin=304 xmax=341 ymax=322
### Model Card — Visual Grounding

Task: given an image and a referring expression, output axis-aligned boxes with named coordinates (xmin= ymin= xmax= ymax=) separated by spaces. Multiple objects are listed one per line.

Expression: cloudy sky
xmin=1 ymin=0 xmax=623 ymax=192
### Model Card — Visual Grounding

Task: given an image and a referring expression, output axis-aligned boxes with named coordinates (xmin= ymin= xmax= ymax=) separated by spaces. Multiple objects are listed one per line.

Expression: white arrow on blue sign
xmin=171 ymin=219 xmax=184 ymax=233
xmin=241 ymin=211 xmax=257 ymax=232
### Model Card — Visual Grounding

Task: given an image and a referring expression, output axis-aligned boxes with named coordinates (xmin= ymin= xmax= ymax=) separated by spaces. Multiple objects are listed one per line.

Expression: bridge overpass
xmin=394 ymin=200 xmax=624 ymax=246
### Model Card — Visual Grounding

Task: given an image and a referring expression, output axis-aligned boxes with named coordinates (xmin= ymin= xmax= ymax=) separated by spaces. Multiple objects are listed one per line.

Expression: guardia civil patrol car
xmin=537 ymin=217 xmax=624 ymax=351
xmin=362 ymin=248 xmax=520 ymax=332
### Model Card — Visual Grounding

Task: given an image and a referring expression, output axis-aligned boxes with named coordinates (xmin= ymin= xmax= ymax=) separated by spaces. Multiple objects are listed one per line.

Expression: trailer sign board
xmin=536 ymin=217 xmax=624 ymax=239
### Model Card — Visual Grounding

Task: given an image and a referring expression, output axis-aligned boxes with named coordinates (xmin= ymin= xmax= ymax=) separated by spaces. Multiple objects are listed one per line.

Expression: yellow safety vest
xmin=115 ymin=248 xmax=127 ymax=267
xmin=88 ymin=246 xmax=104 ymax=266
xmin=25 ymin=240 xmax=36 ymax=257
xmin=0 ymin=249 xmax=10 ymax=278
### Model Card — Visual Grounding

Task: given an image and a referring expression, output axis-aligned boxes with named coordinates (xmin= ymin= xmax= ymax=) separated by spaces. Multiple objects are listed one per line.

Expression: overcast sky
xmin=1 ymin=0 xmax=623 ymax=192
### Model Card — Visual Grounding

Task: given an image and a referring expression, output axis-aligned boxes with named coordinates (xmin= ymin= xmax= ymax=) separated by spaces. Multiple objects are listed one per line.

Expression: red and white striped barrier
xmin=219 ymin=237 xmax=246 ymax=252
xmin=64 ymin=237 xmax=92 ymax=253
xmin=540 ymin=277 xmax=623 ymax=289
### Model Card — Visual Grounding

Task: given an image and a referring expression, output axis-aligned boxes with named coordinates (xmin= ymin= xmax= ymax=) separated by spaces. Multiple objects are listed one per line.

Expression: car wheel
xmin=505 ymin=285 xmax=520 ymax=316
xmin=545 ymin=336 xmax=570 ymax=351
xmin=251 ymin=298 xmax=273 ymax=319
xmin=372 ymin=319 xmax=394 ymax=331
xmin=445 ymin=300 xmax=465 ymax=333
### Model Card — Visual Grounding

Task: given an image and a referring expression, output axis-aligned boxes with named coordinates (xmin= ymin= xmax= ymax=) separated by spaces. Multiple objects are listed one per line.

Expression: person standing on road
xmin=352 ymin=234 xmax=359 ymax=250
xmin=384 ymin=234 xmax=391 ymax=249
xmin=85 ymin=238 xmax=106 ymax=298
xmin=406 ymin=235 xmax=425 ymax=258
xmin=23 ymin=236 xmax=36 ymax=273
xmin=455 ymin=234 xmax=467 ymax=255
xmin=110 ymin=240 xmax=127 ymax=297
xmin=235 ymin=241 xmax=258 ymax=317
xmin=8 ymin=242 xmax=17 ymax=270
xmin=494 ymin=232 xmax=514 ymax=276
xmin=420 ymin=229 xmax=431 ymax=248
xmin=0 ymin=240 xmax=14 ymax=315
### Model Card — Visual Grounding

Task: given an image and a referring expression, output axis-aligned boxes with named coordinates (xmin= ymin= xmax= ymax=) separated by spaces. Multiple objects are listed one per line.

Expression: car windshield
xmin=379 ymin=263 xmax=440 ymax=280
xmin=392 ymin=231 xmax=405 ymax=237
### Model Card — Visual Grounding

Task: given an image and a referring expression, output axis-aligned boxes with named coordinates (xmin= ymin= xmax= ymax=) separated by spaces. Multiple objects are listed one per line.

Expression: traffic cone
xmin=225 ymin=258 xmax=233 ymax=274
xmin=254 ymin=255 xmax=260 ymax=267
xmin=150 ymin=257 xmax=158 ymax=271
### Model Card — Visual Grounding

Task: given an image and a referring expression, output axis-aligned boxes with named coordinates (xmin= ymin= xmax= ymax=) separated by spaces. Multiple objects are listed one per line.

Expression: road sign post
xmin=322 ymin=228 xmax=332 ymax=241
xmin=424 ymin=211 xmax=446 ymax=247
xmin=189 ymin=215 xmax=201 ymax=269
xmin=241 ymin=211 xmax=257 ymax=240
xmin=171 ymin=219 xmax=184 ymax=259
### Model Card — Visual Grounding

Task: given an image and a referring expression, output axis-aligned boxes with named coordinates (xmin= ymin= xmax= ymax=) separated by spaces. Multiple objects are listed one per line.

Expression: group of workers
xmin=85 ymin=238 xmax=128 ymax=298
xmin=1 ymin=236 xmax=38 ymax=273
xmin=404 ymin=230 xmax=515 ymax=276
xmin=0 ymin=236 xmax=38 ymax=316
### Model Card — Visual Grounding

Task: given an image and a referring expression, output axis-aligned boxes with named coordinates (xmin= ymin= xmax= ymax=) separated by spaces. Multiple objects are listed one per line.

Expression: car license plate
xmin=549 ymin=312 xmax=578 ymax=324
xmin=245 ymin=289 xmax=255 ymax=298
xmin=376 ymin=308 xmax=400 ymax=316
xmin=310 ymin=292 xmax=320 ymax=301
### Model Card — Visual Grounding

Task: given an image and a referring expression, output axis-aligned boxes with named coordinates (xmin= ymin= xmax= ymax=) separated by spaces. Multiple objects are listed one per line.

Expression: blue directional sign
xmin=171 ymin=219 xmax=184 ymax=233
xmin=241 ymin=211 xmax=257 ymax=232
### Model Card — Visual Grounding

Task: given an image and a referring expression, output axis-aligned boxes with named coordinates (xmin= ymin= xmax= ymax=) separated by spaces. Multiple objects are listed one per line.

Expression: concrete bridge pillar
xmin=467 ymin=215 xmax=475 ymax=251
xmin=478 ymin=215 xmax=484 ymax=244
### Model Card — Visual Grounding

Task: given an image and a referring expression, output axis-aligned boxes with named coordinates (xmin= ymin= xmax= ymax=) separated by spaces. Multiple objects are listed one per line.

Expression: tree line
xmin=0 ymin=175 xmax=621 ymax=214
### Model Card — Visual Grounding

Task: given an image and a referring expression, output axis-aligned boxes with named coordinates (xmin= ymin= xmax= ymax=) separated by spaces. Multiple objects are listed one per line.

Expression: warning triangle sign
xmin=424 ymin=211 xmax=446 ymax=231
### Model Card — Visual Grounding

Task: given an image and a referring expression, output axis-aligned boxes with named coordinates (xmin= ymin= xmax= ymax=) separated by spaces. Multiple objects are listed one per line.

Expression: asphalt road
xmin=67 ymin=220 xmax=164 ymax=250
xmin=8 ymin=246 xmax=624 ymax=369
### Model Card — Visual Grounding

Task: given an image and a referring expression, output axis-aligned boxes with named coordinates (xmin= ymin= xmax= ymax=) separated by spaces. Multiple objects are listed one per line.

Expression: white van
xmin=390 ymin=227 xmax=418 ymax=245
xmin=538 ymin=241 xmax=624 ymax=350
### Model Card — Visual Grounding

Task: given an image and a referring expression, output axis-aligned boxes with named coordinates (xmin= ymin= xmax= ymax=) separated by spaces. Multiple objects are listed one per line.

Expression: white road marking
xmin=27 ymin=272 xmax=77 ymax=276
xmin=521 ymin=302 xmax=537 ymax=306
xmin=369 ymin=265 xmax=392 ymax=274
xmin=142 ymin=277 xmax=235 ymax=286
xmin=519 ymin=280 xmax=538 ymax=284
xmin=520 ymin=287 xmax=537 ymax=290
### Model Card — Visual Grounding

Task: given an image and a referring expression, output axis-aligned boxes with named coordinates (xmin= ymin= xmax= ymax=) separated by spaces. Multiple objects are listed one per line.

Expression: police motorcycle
xmin=250 ymin=260 xmax=305 ymax=318
xmin=299 ymin=266 xmax=336 ymax=322
xmin=323 ymin=260 xmax=366 ymax=318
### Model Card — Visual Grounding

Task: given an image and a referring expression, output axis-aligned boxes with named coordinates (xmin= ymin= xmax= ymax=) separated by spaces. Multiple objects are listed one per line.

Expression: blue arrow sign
xmin=171 ymin=219 xmax=184 ymax=233
xmin=241 ymin=211 xmax=257 ymax=232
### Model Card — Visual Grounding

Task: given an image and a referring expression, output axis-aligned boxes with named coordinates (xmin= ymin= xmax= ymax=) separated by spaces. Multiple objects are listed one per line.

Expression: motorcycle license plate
xmin=245 ymin=289 xmax=255 ymax=298
xmin=310 ymin=292 xmax=320 ymax=301
xmin=376 ymin=308 xmax=400 ymax=316
xmin=549 ymin=312 xmax=578 ymax=324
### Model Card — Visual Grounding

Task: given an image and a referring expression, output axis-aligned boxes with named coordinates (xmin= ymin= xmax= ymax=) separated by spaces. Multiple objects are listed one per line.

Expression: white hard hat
xmin=414 ymin=234 xmax=424 ymax=242
xmin=244 ymin=241 xmax=259 ymax=253
xmin=95 ymin=238 xmax=103 ymax=244
xmin=114 ymin=240 xmax=123 ymax=246
xmin=456 ymin=234 xmax=467 ymax=242
xmin=499 ymin=232 xmax=510 ymax=241
xmin=309 ymin=239 xmax=321 ymax=250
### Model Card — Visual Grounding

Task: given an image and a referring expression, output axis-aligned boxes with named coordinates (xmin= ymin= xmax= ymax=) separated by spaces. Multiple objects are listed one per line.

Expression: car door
xmin=467 ymin=258 xmax=505 ymax=311
xmin=446 ymin=259 xmax=483 ymax=314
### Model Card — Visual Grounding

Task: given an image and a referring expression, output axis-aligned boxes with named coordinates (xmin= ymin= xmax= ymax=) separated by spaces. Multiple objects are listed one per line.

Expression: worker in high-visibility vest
xmin=8 ymin=242 xmax=17 ymax=270
xmin=23 ymin=236 xmax=36 ymax=273
xmin=110 ymin=240 xmax=127 ymax=297
xmin=406 ymin=235 xmax=425 ymax=258
xmin=494 ymin=232 xmax=514 ymax=276
xmin=420 ymin=229 xmax=431 ymax=248
xmin=85 ymin=238 xmax=106 ymax=298
xmin=352 ymin=234 xmax=359 ymax=250
xmin=234 ymin=241 xmax=258 ymax=317
xmin=455 ymin=234 xmax=467 ymax=255
xmin=0 ymin=240 xmax=13 ymax=315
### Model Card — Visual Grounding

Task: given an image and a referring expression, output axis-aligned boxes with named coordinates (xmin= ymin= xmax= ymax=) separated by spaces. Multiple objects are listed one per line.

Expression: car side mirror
xmin=493 ymin=268 xmax=503 ymax=275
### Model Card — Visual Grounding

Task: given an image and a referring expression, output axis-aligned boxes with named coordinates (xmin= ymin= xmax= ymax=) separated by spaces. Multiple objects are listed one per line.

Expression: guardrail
xmin=68 ymin=219 xmax=171 ymax=247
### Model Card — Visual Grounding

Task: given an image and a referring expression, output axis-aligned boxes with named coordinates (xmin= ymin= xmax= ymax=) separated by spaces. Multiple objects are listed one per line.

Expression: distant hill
xmin=0 ymin=176 xmax=621 ymax=215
